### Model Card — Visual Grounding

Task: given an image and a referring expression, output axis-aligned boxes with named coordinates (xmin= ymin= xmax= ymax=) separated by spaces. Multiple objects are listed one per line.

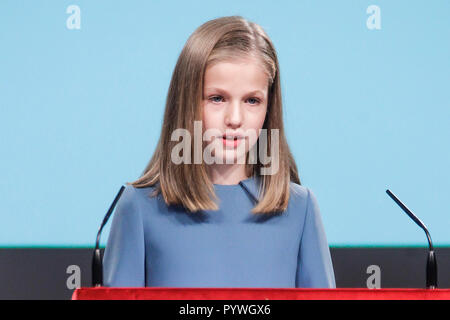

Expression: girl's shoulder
xmin=288 ymin=181 xmax=319 ymax=212
xmin=289 ymin=181 xmax=309 ymax=201
xmin=120 ymin=183 xmax=160 ymax=206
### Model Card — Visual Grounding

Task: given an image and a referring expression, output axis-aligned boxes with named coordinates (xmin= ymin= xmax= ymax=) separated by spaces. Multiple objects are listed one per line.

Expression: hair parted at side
xmin=128 ymin=15 xmax=301 ymax=214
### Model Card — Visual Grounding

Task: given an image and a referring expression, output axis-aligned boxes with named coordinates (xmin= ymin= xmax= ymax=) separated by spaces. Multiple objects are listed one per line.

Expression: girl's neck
xmin=206 ymin=164 xmax=249 ymax=185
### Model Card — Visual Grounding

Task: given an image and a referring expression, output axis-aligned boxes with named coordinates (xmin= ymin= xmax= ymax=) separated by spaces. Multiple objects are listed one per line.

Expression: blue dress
xmin=103 ymin=175 xmax=336 ymax=288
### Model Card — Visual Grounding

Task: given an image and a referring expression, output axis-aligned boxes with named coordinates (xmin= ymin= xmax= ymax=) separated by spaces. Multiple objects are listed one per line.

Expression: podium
xmin=72 ymin=288 xmax=450 ymax=300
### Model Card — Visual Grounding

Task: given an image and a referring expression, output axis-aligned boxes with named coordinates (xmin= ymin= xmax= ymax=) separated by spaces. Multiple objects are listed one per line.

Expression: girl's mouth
xmin=222 ymin=136 xmax=243 ymax=148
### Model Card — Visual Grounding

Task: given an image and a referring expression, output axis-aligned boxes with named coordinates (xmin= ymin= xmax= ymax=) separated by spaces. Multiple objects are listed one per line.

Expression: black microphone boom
xmin=92 ymin=185 xmax=126 ymax=287
xmin=386 ymin=189 xmax=438 ymax=289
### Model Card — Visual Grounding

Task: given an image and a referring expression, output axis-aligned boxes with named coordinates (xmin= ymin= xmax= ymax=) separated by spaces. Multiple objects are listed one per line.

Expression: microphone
xmin=92 ymin=185 xmax=126 ymax=287
xmin=386 ymin=189 xmax=438 ymax=289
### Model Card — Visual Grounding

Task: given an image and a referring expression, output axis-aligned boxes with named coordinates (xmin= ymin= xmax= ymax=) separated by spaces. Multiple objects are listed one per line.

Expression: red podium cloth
xmin=72 ymin=288 xmax=450 ymax=300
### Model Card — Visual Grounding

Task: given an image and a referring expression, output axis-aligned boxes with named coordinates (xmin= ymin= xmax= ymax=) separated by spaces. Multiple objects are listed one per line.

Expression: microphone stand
xmin=92 ymin=185 xmax=125 ymax=287
xmin=386 ymin=189 xmax=438 ymax=289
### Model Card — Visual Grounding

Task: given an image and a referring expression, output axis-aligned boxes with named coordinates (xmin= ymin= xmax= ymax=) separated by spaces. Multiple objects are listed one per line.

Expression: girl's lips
xmin=222 ymin=137 xmax=242 ymax=148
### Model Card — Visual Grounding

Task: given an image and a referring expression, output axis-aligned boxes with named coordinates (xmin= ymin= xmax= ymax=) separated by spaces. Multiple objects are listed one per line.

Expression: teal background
xmin=1 ymin=1 xmax=449 ymax=247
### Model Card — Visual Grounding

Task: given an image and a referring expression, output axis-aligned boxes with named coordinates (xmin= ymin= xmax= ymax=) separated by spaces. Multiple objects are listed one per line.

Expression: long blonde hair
xmin=129 ymin=15 xmax=301 ymax=214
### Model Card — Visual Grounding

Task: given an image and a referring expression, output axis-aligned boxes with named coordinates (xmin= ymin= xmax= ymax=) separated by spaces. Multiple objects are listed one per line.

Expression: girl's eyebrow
xmin=205 ymin=87 xmax=266 ymax=96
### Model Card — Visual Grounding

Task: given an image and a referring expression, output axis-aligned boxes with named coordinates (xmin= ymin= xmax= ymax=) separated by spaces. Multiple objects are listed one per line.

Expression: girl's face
xmin=202 ymin=56 xmax=269 ymax=166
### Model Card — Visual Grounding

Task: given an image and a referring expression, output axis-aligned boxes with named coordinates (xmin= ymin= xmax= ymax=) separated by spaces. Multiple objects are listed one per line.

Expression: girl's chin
xmin=202 ymin=142 xmax=249 ymax=164
xmin=214 ymin=154 xmax=247 ymax=164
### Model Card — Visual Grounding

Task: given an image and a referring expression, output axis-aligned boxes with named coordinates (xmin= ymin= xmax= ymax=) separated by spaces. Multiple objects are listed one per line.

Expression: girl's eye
xmin=247 ymin=97 xmax=260 ymax=105
xmin=209 ymin=96 xmax=224 ymax=103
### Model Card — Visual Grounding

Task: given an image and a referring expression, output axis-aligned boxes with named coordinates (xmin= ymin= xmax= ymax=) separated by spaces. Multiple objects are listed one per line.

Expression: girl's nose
xmin=224 ymin=100 xmax=243 ymax=128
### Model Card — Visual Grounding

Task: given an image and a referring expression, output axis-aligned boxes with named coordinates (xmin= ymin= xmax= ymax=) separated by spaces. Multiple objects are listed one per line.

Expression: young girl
xmin=103 ymin=15 xmax=335 ymax=288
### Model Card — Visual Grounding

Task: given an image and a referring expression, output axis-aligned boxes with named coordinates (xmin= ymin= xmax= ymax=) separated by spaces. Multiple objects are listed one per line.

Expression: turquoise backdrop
xmin=1 ymin=1 xmax=449 ymax=246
